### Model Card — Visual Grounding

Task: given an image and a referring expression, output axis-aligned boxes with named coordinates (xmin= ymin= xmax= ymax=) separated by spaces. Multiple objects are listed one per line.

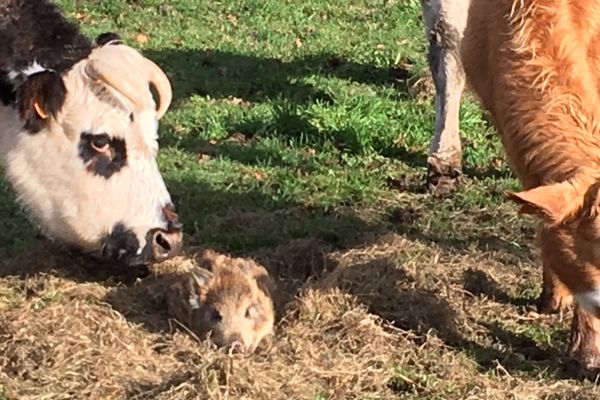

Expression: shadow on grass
xmin=146 ymin=48 xmax=515 ymax=180
xmin=388 ymin=206 xmax=534 ymax=262
xmin=462 ymin=268 xmax=532 ymax=308
xmin=145 ymin=49 xmax=414 ymax=106
xmin=315 ymin=258 xmax=461 ymax=342
xmin=466 ymin=321 xmax=574 ymax=379
xmin=464 ymin=165 xmax=514 ymax=181
xmin=174 ymin=132 xmax=429 ymax=178
xmin=0 ymin=238 xmax=151 ymax=285
xmin=146 ymin=48 xmax=433 ymax=170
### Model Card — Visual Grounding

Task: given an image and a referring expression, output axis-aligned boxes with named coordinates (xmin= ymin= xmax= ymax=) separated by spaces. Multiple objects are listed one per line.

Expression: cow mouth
xmin=99 ymin=223 xmax=183 ymax=267
xmin=44 ymin=209 xmax=184 ymax=268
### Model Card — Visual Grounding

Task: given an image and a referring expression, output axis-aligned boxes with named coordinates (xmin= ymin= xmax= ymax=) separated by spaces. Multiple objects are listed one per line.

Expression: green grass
xmin=0 ymin=0 xmax=515 ymax=258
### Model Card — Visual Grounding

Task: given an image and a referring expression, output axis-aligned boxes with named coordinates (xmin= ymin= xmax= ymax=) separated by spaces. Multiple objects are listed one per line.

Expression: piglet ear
xmin=239 ymin=259 xmax=268 ymax=280
xmin=16 ymin=71 xmax=66 ymax=133
xmin=190 ymin=266 xmax=214 ymax=289
xmin=196 ymin=249 xmax=222 ymax=270
xmin=240 ymin=259 xmax=274 ymax=296
xmin=95 ymin=32 xmax=122 ymax=46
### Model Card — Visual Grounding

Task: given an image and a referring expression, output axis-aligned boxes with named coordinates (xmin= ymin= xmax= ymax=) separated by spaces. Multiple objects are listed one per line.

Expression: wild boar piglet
xmin=166 ymin=250 xmax=275 ymax=353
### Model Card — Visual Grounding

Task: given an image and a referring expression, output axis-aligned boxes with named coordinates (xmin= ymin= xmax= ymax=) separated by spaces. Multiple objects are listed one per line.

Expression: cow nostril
xmin=154 ymin=232 xmax=171 ymax=253
xmin=149 ymin=228 xmax=183 ymax=261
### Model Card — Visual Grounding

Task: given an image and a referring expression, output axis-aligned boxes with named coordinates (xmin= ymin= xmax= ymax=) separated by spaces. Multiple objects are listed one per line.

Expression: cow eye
xmin=91 ymin=134 xmax=110 ymax=151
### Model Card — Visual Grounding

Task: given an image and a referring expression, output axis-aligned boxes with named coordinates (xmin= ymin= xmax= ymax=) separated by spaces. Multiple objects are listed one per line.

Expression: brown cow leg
xmin=537 ymin=264 xmax=573 ymax=313
xmin=537 ymin=228 xmax=573 ymax=314
xmin=569 ymin=305 xmax=600 ymax=374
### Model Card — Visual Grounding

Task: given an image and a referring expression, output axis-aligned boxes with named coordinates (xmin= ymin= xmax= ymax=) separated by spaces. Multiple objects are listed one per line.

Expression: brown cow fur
xmin=458 ymin=0 xmax=600 ymax=371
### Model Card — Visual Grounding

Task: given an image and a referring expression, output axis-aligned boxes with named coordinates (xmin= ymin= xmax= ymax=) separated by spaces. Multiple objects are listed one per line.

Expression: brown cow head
xmin=507 ymin=173 xmax=600 ymax=313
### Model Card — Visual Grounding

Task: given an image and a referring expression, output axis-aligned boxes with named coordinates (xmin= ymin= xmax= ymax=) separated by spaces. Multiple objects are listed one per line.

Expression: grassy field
xmin=1 ymin=0 xmax=599 ymax=398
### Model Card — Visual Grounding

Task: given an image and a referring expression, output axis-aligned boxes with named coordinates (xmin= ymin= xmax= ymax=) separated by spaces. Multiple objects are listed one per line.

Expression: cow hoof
xmin=569 ymin=306 xmax=600 ymax=377
xmin=426 ymin=156 xmax=462 ymax=196
xmin=536 ymin=289 xmax=573 ymax=314
xmin=426 ymin=157 xmax=462 ymax=196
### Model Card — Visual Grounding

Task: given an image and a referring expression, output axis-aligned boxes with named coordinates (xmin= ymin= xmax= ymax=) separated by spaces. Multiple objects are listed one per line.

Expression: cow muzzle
xmin=102 ymin=204 xmax=183 ymax=266
xmin=141 ymin=204 xmax=183 ymax=264
xmin=146 ymin=226 xmax=183 ymax=263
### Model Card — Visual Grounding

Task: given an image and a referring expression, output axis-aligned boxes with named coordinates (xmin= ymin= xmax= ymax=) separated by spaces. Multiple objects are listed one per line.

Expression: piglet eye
xmin=208 ymin=307 xmax=222 ymax=322
xmin=91 ymin=134 xmax=110 ymax=152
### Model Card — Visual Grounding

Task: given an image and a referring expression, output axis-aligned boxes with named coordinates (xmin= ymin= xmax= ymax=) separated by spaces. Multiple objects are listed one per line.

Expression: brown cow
xmin=422 ymin=0 xmax=600 ymax=371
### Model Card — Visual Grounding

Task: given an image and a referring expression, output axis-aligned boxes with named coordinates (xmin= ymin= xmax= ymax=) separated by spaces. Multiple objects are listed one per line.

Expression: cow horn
xmin=85 ymin=46 xmax=172 ymax=119
xmin=145 ymin=57 xmax=172 ymax=119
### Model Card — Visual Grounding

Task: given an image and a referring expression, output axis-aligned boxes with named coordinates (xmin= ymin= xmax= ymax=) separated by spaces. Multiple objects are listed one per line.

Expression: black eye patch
xmin=79 ymin=132 xmax=127 ymax=178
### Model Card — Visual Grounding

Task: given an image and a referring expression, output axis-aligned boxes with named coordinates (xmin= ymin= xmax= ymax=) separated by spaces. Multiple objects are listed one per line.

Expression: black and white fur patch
xmin=95 ymin=32 xmax=122 ymax=46
xmin=102 ymin=223 xmax=140 ymax=264
xmin=0 ymin=0 xmax=93 ymax=124
xmin=14 ymin=67 xmax=67 ymax=133
xmin=79 ymin=132 xmax=128 ymax=178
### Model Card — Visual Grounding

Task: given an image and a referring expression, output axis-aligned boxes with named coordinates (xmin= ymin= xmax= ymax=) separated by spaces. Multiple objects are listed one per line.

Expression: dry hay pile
xmin=1 ymin=234 xmax=600 ymax=399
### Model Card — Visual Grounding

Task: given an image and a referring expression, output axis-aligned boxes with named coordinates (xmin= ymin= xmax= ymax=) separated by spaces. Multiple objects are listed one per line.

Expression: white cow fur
xmin=0 ymin=45 xmax=172 ymax=253
xmin=575 ymin=290 xmax=600 ymax=317
xmin=7 ymin=61 xmax=47 ymax=80
xmin=421 ymin=0 xmax=471 ymax=187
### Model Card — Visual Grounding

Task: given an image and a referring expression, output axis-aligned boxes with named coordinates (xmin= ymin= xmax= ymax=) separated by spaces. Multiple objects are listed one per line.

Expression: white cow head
xmin=0 ymin=37 xmax=182 ymax=265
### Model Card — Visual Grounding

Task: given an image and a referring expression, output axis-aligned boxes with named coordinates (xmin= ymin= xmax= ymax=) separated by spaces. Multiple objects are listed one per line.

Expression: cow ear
xmin=506 ymin=181 xmax=582 ymax=225
xmin=16 ymin=71 xmax=66 ymax=133
xmin=581 ymin=180 xmax=600 ymax=220
xmin=95 ymin=32 xmax=122 ymax=46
